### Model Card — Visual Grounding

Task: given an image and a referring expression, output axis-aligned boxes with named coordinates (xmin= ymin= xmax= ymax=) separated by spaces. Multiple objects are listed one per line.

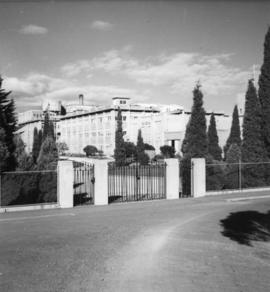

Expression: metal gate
xmin=179 ymin=159 xmax=192 ymax=197
xmin=108 ymin=162 xmax=166 ymax=203
xmin=73 ymin=162 xmax=95 ymax=206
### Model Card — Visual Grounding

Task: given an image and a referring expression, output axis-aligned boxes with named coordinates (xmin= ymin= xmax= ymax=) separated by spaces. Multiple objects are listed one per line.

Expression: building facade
xmin=18 ymin=95 xmax=233 ymax=156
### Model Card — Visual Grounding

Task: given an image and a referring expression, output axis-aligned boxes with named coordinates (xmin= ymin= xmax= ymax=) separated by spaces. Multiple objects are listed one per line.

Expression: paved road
xmin=0 ymin=193 xmax=270 ymax=292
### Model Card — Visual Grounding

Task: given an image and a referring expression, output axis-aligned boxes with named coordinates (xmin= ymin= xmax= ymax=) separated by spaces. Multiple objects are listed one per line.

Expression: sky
xmin=0 ymin=0 xmax=270 ymax=114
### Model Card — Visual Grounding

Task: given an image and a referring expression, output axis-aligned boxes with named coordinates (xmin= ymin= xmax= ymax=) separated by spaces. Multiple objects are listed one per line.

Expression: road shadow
xmin=220 ymin=210 xmax=270 ymax=246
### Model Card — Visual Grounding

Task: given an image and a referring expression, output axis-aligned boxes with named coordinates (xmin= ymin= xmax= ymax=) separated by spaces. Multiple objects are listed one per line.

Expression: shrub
xmin=83 ymin=145 xmax=98 ymax=157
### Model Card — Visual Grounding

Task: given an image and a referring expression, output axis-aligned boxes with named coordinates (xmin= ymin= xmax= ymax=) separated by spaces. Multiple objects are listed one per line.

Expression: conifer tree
xmin=258 ymin=26 xmax=270 ymax=157
xmin=42 ymin=111 xmax=50 ymax=141
xmin=223 ymin=105 xmax=241 ymax=160
xmin=32 ymin=127 xmax=39 ymax=163
xmin=0 ymin=76 xmax=17 ymax=170
xmin=114 ymin=107 xmax=126 ymax=165
xmin=136 ymin=129 xmax=149 ymax=164
xmin=14 ymin=135 xmax=33 ymax=171
xmin=181 ymin=83 xmax=208 ymax=196
xmin=242 ymin=79 xmax=268 ymax=187
xmin=224 ymin=143 xmax=241 ymax=190
xmin=207 ymin=113 xmax=222 ymax=160
xmin=37 ymin=136 xmax=58 ymax=170
xmin=38 ymin=129 xmax=43 ymax=153
xmin=181 ymin=83 xmax=208 ymax=158
xmin=42 ymin=111 xmax=55 ymax=141
xmin=0 ymin=128 xmax=8 ymax=171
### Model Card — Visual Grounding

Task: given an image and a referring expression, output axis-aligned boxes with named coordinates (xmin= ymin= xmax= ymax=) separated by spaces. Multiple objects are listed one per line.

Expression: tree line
xmin=181 ymin=27 xmax=270 ymax=193
xmin=0 ymin=83 xmax=59 ymax=172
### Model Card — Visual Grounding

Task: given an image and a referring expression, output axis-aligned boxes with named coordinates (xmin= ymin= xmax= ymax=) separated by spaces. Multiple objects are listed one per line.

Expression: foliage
xmin=14 ymin=135 xmax=33 ymax=171
xmin=180 ymin=154 xmax=192 ymax=196
xmin=258 ymin=26 xmax=270 ymax=158
xmin=57 ymin=141 xmax=69 ymax=155
xmin=223 ymin=105 xmax=241 ymax=160
xmin=0 ymin=128 xmax=9 ymax=171
xmin=83 ymin=145 xmax=98 ymax=156
xmin=38 ymin=129 xmax=43 ymax=153
xmin=181 ymin=83 xmax=208 ymax=158
xmin=114 ymin=107 xmax=126 ymax=165
xmin=123 ymin=141 xmax=137 ymax=159
xmin=136 ymin=129 xmax=144 ymax=155
xmin=43 ymin=111 xmax=55 ymax=141
xmin=224 ymin=143 xmax=241 ymax=190
xmin=32 ymin=127 xmax=40 ymax=163
xmin=37 ymin=136 xmax=58 ymax=170
xmin=0 ymin=77 xmax=17 ymax=170
xmin=205 ymin=155 xmax=225 ymax=191
xmin=144 ymin=143 xmax=155 ymax=151
xmin=160 ymin=145 xmax=175 ymax=158
xmin=226 ymin=143 xmax=241 ymax=164
xmin=137 ymin=151 xmax=150 ymax=165
xmin=153 ymin=154 xmax=164 ymax=161
xmin=60 ymin=105 xmax=66 ymax=115
xmin=242 ymin=79 xmax=267 ymax=162
xmin=180 ymin=83 xmax=208 ymax=196
xmin=135 ymin=129 xmax=149 ymax=164
xmin=207 ymin=113 xmax=222 ymax=160
xmin=1 ymin=171 xmax=57 ymax=206
xmin=242 ymin=79 xmax=268 ymax=187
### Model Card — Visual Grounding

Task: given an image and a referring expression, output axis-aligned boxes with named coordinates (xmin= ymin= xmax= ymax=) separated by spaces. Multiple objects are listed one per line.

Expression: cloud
xmin=19 ymin=24 xmax=48 ymax=35
xmin=91 ymin=20 xmax=113 ymax=31
xmin=2 ymin=73 xmax=148 ymax=112
xmin=86 ymin=50 xmax=250 ymax=105
xmin=61 ymin=60 xmax=91 ymax=77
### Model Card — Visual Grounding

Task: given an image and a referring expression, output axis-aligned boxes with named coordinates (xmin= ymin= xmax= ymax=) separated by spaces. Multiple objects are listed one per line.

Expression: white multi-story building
xmin=18 ymin=95 xmax=233 ymax=156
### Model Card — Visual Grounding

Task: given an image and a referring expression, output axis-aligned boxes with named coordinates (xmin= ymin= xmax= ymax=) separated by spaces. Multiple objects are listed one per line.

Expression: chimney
xmin=79 ymin=94 xmax=84 ymax=105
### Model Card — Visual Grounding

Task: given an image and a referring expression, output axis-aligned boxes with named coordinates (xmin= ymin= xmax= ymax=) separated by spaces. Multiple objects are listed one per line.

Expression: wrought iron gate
xmin=73 ymin=162 xmax=95 ymax=206
xmin=108 ymin=162 xmax=166 ymax=203
xmin=179 ymin=159 xmax=192 ymax=197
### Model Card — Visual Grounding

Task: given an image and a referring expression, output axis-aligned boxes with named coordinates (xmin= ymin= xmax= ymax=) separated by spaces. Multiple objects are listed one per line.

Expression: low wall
xmin=206 ymin=186 xmax=270 ymax=196
xmin=0 ymin=203 xmax=59 ymax=213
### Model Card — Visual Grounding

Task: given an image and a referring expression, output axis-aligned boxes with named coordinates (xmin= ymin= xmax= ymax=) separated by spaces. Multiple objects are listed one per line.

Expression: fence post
xmin=191 ymin=158 xmax=206 ymax=198
xmin=58 ymin=160 xmax=74 ymax=208
xmin=165 ymin=158 xmax=179 ymax=200
xmin=94 ymin=160 xmax=108 ymax=205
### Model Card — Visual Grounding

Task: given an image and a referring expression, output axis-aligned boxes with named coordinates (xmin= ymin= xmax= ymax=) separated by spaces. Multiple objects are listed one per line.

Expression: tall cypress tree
xmin=181 ymin=83 xmax=208 ymax=196
xmin=43 ymin=111 xmax=50 ymax=141
xmin=0 ymin=76 xmax=17 ymax=170
xmin=242 ymin=79 xmax=268 ymax=187
xmin=37 ymin=136 xmax=58 ymax=170
xmin=207 ymin=113 xmax=222 ymax=161
xmin=258 ymin=26 xmax=270 ymax=158
xmin=136 ymin=129 xmax=144 ymax=158
xmin=136 ymin=129 xmax=149 ymax=165
xmin=32 ymin=127 xmax=39 ymax=163
xmin=181 ymin=83 xmax=208 ymax=158
xmin=223 ymin=105 xmax=241 ymax=160
xmin=38 ymin=129 xmax=43 ymax=154
xmin=114 ymin=107 xmax=126 ymax=165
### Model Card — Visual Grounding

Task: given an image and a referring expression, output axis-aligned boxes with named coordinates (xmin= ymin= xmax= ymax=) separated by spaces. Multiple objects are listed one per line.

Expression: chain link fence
xmin=206 ymin=161 xmax=270 ymax=192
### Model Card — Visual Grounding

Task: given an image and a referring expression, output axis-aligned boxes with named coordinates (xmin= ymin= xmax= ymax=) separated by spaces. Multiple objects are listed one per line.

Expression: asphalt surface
xmin=0 ymin=192 xmax=270 ymax=292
